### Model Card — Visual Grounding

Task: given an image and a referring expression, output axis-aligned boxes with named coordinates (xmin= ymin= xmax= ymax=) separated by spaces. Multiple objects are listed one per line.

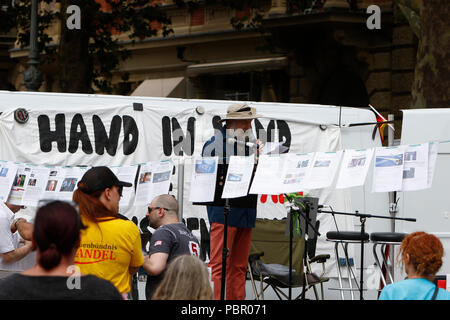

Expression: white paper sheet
xmin=261 ymin=141 xmax=289 ymax=155
xmin=372 ymin=146 xmax=405 ymax=192
xmin=249 ymin=155 xmax=284 ymax=195
xmin=7 ymin=164 xmax=31 ymax=205
xmin=134 ymin=160 xmax=174 ymax=206
xmin=222 ymin=155 xmax=255 ymax=199
xmin=52 ymin=167 xmax=89 ymax=201
xmin=279 ymin=153 xmax=315 ymax=193
xmin=336 ymin=149 xmax=374 ymax=189
xmin=189 ymin=157 xmax=218 ymax=202
xmin=0 ymin=161 xmax=19 ymax=202
xmin=427 ymin=141 xmax=439 ymax=188
xmin=402 ymin=143 xmax=429 ymax=191
xmin=303 ymin=151 xmax=343 ymax=190
xmin=109 ymin=165 xmax=139 ymax=208
xmin=41 ymin=167 xmax=67 ymax=200
xmin=134 ymin=162 xmax=153 ymax=206
xmin=21 ymin=165 xmax=51 ymax=207
xmin=149 ymin=160 xmax=174 ymax=203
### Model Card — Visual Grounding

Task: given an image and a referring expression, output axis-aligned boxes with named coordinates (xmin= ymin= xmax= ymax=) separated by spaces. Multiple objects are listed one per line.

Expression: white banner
xmin=0 ymin=103 xmax=350 ymax=273
xmin=0 ymin=104 xmax=344 ymax=220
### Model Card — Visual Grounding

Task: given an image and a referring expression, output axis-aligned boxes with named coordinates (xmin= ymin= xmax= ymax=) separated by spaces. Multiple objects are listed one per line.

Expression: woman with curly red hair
xmin=379 ymin=231 xmax=450 ymax=300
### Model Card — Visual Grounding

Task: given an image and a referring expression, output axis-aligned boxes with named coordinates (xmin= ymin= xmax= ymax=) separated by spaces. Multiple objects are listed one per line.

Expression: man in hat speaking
xmin=201 ymin=103 xmax=263 ymax=300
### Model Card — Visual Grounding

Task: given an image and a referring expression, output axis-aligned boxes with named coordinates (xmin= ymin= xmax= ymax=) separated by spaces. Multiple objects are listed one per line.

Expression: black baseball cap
xmin=78 ymin=166 xmax=132 ymax=194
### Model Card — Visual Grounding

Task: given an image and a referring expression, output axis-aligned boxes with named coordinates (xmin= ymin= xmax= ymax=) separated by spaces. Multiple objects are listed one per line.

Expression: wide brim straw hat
xmin=219 ymin=103 xmax=262 ymax=122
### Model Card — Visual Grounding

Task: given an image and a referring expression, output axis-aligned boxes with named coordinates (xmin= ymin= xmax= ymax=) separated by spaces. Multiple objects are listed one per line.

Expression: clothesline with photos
xmin=0 ymin=160 xmax=174 ymax=208
xmin=0 ymin=140 xmax=447 ymax=207
xmin=189 ymin=140 xmax=449 ymax=202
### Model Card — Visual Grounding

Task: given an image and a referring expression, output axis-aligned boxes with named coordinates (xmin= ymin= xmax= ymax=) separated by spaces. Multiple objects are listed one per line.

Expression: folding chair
xmin=247 ymin=218 xmax=330 ymax=300
xmin=304 ymin=220 xmax=330 ymax=299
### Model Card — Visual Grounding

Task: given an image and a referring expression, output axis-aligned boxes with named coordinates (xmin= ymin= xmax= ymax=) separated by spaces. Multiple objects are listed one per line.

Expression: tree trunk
xmin=411 ymin=0 xmax=450 ymax=108
xmin=58 ymin=0 xmax=92 ymax=93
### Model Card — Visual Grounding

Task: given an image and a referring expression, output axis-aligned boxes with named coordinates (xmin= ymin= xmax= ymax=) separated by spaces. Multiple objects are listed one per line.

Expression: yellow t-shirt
xmin=74 ymin=216 xmax=144 ymax=294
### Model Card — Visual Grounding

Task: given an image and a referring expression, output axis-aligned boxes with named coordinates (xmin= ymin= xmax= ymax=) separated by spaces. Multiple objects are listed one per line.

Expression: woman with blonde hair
xmin=379 ymin=231 xmax=450 ymax=300
xmin=152 ymin=255 xmax=213 ymax=300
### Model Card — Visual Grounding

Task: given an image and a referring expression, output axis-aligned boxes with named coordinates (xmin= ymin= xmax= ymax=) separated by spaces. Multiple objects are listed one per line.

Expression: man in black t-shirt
xmin=143 ymin=194 xmax=200 ymax=300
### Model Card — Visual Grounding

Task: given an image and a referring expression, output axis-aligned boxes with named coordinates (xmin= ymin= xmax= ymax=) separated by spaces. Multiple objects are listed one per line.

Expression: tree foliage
xmin=0 ymin=0 xmax=378 ymax=93
xmin=0 ymin=0 xmax=178 ymax=92
xmin=0 ymin=0 xmax=289 ymax=93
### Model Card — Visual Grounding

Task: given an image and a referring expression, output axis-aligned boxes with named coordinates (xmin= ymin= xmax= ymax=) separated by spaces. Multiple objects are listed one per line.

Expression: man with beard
xmin=201 ymin=103 xmax=263 ymax=300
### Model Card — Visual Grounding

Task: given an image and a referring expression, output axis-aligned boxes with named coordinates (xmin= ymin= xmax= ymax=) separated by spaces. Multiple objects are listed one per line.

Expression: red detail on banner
xmin=259 ymin=192 xmax=303 ymax=204
xmin=260 ymin=194 xmax=267 ymax=203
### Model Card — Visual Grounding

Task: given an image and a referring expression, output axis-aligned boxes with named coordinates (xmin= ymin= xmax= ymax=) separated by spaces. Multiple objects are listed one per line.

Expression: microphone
xmin=226 ymin=138 xmax=258 ymax=148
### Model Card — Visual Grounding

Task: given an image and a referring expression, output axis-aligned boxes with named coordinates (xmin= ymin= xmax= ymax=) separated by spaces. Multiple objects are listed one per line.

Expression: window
xmin=224 ymin=91 xmax=250 ymax=101
xmin=190 ymin=7 xmax=205 ymax=26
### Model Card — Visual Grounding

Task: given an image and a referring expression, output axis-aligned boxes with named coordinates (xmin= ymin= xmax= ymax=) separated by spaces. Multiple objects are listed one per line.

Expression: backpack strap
xmin=431 ymin=285 xmax=439 ymax=300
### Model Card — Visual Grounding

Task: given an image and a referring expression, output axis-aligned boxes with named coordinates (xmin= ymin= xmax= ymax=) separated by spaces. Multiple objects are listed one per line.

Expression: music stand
xmin=193 ymin=162 xmax=257 ymax=300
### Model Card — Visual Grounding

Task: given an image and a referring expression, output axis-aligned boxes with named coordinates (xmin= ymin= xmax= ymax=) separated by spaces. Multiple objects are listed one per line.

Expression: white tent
xmin=0 ymin=90 xmax=391 ymax=299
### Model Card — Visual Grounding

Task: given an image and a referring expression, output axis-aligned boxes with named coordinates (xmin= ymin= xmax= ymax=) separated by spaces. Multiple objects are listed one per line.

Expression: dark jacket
xmin=201 ymin=127 xmax=257 ymax=228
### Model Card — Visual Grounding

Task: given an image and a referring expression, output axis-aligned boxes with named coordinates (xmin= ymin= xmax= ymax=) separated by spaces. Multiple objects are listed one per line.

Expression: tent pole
xmin=177 ymin=158 xmax=185 ymax=221
xmin=388 ymin=114 xmax=396 ymax=283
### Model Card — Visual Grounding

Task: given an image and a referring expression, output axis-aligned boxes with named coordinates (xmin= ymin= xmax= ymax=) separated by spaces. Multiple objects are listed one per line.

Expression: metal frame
xmin=327 ymin=239 xmax=368 ymax=300
xmin=372 ymin=241 xmax=401 ymax=288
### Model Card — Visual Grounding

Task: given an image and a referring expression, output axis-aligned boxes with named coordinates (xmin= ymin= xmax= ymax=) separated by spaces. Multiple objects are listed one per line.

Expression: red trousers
xmin=209 ymin=222 xmax=252 ymax=300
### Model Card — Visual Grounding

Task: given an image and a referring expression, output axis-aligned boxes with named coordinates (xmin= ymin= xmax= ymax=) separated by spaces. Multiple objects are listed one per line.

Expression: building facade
xmin=7 ymin=0 xmax=417 ymax=139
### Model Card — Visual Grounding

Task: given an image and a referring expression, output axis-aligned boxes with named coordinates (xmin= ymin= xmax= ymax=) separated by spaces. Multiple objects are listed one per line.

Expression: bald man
xmin=143 ymin=194 xmax=200 ymax=300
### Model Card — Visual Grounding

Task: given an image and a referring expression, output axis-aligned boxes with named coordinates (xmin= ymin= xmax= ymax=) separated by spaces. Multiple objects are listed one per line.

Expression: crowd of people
xmin=0 ymin=104 xmax=449 ymax=300
xmin=0 ymin=166 xmax=209 ymax=300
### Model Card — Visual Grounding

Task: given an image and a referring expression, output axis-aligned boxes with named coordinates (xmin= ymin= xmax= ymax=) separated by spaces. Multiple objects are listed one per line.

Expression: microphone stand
xmin=220 ymin=198 xmax=230 ymax=300
xmin=220 ymin=140 xmax=256 ymax=300
xmin=318 ymin=209 xmax=416 ymax=300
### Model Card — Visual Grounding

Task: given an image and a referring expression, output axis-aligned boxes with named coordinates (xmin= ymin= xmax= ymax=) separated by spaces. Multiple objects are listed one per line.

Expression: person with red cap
xmin=72 ymin=166 xmax=144 ymax=300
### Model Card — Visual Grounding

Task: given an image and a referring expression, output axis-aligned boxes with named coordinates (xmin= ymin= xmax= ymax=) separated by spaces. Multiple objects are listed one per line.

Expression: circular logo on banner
xmin=14 ymin=108 xmax=29 ymax=124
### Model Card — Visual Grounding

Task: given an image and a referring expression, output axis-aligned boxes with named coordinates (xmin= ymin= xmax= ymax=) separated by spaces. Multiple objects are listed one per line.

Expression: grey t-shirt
xmin=145 ymin=222 xmax=200 ymax=300
xmin=0 ymin=273 xmax=123 ymax=300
